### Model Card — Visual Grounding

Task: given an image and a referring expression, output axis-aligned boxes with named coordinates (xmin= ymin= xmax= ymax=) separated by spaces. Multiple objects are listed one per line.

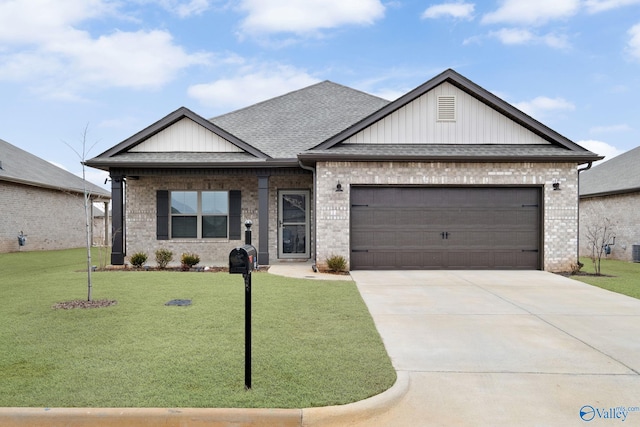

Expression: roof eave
xmin=580 ymin=187 xmax=640 ymax=198
xmin=297 ymin=153 xmax=603 ymax=164
xmin=84 ymin=158 xmax=301 ymax=170
xmin=1 ymin=176 xmax=111 ymax=199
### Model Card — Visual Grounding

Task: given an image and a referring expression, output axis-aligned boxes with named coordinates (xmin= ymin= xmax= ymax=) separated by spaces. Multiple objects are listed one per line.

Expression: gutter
xmin=298 ymin=159 xmax=318 ymax=272
xmin=576 ymin=161 xmax=593 ymax=268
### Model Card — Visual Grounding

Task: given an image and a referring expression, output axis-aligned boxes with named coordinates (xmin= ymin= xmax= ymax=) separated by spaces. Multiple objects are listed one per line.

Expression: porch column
xmin=110 ymin=175 xmax=125 ymax=265
xmin=258 ymin=175 xmax=269 ymax=265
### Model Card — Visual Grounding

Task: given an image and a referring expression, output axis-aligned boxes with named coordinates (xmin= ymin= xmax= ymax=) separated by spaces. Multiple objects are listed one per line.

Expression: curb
xmin=302 ymin=370 xmax=410 ymax=426
xmin=0 ymin=372 xmax=409 ymax=427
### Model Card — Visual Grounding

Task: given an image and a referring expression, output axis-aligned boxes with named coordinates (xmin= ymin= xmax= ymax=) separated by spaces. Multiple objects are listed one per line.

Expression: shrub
xmin=129 ymin=252 xmax=148 ymax=268
xmin=325 ymin=254 xmax=347 ymax=273
xmin=155 ymin=249 xmax=173 ymax=269
xmin=180 ymin=252 xmax=200 ymax=270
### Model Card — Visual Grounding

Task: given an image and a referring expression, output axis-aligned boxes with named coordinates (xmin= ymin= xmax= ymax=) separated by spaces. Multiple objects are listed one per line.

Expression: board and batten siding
xmin=345 ymin=82 xmax=550 ymax=145
xmin=130 ymin=118 xmax=243 ymax=153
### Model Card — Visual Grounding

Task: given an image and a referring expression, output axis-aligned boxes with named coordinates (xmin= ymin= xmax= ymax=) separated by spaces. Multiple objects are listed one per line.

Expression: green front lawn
xmin=572 ymin=257 xmax=640 ymax=300
xmin=0 ymin=248 xmax=395 ymax=408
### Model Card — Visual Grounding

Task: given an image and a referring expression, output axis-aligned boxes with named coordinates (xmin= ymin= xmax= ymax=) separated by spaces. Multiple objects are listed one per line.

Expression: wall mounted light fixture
xmin=552 ymin=179 xmax=560 ymax=190
xmin=336 ymin=181 xmax=343 ymax=192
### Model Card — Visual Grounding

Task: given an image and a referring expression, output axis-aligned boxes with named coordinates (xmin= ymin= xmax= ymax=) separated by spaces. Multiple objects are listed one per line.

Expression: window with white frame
xmin=170 ymin=191 xmax=229 ymax=238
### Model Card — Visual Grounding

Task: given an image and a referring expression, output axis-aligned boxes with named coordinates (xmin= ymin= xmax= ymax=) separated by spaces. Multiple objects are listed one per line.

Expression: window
xmin=170 ymin=191 xmax=229 ymax=239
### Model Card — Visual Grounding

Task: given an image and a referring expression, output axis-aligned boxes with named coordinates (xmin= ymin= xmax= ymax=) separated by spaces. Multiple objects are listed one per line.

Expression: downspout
xmin=298 ymin=159 xmax=317 ymax=271
xmin=576 ymin=162 xmax=593 ymax=267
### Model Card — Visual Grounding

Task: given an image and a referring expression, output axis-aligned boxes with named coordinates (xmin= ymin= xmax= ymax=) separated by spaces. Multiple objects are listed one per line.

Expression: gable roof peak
xmin=89 ymin=105 xmax=269 ymax=162
xmin=312 ymin=68 xmax=596 ymax=155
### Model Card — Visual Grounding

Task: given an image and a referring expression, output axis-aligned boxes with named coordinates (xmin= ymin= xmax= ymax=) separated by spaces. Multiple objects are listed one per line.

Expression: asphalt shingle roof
xmin=580 ymin=145 xmax=640 ymax=197
xmin=210 ymin=81 xmax=391 ymax=158
xmin=0 ymin=138 xmax=111 ymax=198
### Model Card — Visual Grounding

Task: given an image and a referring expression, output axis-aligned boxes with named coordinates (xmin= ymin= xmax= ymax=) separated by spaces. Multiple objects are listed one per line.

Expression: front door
xmin=278 ymin=190 xmax=310 ymax=259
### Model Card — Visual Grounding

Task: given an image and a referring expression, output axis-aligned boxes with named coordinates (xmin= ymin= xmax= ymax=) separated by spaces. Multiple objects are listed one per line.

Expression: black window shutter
xmin=229 ymin=190 xmax=241 ymax=240
xmin=157 ymin=190 xmax=169 ymax=240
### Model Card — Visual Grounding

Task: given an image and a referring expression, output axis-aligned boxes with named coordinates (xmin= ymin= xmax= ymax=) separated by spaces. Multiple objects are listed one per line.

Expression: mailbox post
xmin=228 ymin=220 xmax=256 ymax=390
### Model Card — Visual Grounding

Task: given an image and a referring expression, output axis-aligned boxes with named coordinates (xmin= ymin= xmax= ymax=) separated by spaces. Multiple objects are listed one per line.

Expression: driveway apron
xmin=350 ymin=270 xmax=640 ymax=426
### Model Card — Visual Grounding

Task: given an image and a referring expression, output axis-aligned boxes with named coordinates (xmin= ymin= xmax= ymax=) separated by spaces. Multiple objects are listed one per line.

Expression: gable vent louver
xmin=437 ymin=95 xmax=456 ymax=121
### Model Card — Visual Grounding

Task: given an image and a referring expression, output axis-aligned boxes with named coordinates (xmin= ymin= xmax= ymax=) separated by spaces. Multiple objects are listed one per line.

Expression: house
xmin=92 ymin=204 xmax=112 ymax=246
xmin=86 ymin=69 xmax=601 ymax=272
xmin=579 ymin=145 xmax=640 ymax=262
xmin=0 ymin=138 xmax=111 ymax=253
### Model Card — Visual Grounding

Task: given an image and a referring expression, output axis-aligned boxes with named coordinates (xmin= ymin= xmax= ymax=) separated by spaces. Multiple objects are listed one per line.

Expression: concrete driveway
xmin=350 ymin=270 xmax=640 ymax=426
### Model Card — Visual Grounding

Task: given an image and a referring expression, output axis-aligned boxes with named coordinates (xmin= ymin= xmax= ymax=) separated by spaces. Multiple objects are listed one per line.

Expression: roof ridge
xmin=209 ymin=80 xmax=330 ymax=121
xmin=209 ymin=80 xmax=388 ymax=122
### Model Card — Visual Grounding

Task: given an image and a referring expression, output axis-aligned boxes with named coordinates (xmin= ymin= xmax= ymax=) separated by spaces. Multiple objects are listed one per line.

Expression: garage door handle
xmin=352 ymin=249 xmax=369 ymax=253
xmin=522 ymin=249 xmax=539 ymax=252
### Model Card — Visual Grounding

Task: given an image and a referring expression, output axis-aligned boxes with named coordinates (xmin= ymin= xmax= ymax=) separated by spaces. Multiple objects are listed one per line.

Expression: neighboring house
xmin=0 ymin=138 xmax=111 ymax=253
xmin=86 ymin=69 xmax=600 ymax=272
xmin=579 ymin=145 xmax=640 ymax=262
xmin=92 ymin=204 xmax=112 ymax=246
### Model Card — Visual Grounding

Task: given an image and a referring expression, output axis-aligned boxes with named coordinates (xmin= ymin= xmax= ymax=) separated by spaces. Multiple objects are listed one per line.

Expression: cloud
xmin=0 ymin=0 xmax=112 ymax=44
xmin=626 ymin=22 xmax=640 ymax=61
xmin=481 ymin=0 xmax=580 ymax=26
xmin=584 ymin=0 xmax=640 ymax=13
xmin=164 ymin=0 xmax=211 ymax=17
xmin=514 ymin=96 xmax=575 ymax=119
xmin=188 ymin=64 xmax=320 ymax=110
xmin=473 ymin=28 xmax=570 ymax=48
xmin=489 ymin=28 xmax=535 ymax=44
xmin=576 ymin=140 xmax=624 ymax=161
xmin=422 ymin=2 xmax=474 ymax=20
xmin=0 ymin=0 xmax=209 ymax=97
xmin=589 ymin=124 xmax=633 ymax=133
xmin=238 ymin=0 xmax=385 ymax=35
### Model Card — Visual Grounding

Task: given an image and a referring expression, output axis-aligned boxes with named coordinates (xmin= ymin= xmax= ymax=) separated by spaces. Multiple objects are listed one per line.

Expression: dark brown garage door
xmin=350 ymin=187 xmax=541 ymax=270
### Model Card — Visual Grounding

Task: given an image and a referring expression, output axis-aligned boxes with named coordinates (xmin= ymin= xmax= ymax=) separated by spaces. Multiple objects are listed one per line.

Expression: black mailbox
xmin=229 ymin=245 xmax=257 ymax=274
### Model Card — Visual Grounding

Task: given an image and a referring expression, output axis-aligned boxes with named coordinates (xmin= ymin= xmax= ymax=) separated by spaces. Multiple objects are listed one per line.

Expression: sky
xmin=1 ymin=0 xmax=639 ymax=190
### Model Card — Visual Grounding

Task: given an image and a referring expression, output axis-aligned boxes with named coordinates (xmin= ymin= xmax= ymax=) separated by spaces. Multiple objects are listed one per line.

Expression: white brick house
xmin=86 ymin=69 xmax=600 ymax=272
xmin=0 ymin=139 xmax=111 ymax=253
xmin=579 ymin=146 xmax=640 ymax=262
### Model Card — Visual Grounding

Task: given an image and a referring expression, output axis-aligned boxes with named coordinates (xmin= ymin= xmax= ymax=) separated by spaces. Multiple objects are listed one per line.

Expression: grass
xmin=572 ymin=257 xmax=640 ymax=300
xmin=0 ymin=248 xmax=396 ymax=408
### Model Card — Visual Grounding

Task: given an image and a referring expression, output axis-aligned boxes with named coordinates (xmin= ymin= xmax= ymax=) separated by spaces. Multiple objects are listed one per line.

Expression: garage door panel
xmin=447 ymin=251 xmax=493 ymax=269
xmin=350 ymin=187 xmax=541 ymax=270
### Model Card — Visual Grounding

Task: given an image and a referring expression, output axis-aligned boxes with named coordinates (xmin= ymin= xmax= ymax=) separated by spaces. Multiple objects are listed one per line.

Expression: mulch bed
xmin=52 ymin=299 xmax=118 ymax=310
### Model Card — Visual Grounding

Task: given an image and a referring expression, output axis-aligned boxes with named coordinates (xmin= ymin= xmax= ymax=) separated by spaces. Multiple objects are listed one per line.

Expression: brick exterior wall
xmin=315 ymin=161 xmax=579 ymax=272
xmin=579 ymin=192 xmax=640 ymax=262
xmin=0 ymin=181 xmax=88 ymax=252
xmin=124 ymin=174 xmax=313 ymax=267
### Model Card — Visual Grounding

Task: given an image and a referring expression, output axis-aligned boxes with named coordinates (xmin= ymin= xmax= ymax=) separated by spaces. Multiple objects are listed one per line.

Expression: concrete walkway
xmin=349 ymin=270 xmax=640 ymax=426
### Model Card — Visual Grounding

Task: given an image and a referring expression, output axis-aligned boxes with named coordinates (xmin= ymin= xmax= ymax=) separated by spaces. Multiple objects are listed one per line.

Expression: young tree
xmin=64 ymin=125 xmax=100 ymax=301
xmin=584 ymin=216 xmax=616 ymax=276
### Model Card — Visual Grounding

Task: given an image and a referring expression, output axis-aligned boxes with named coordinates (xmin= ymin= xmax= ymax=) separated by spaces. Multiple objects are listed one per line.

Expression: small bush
xmin=181 ymin=252 xmax=200 ymax=270
xmin=155 ymin=249 xmax=173 ymax=269
xmin=129 ymin=252 xmax=148 ymax=268
xmin=570 ymin=262 xmax=583 ymax=275
xmin=326 ymin=254 xmax=347 ymax=273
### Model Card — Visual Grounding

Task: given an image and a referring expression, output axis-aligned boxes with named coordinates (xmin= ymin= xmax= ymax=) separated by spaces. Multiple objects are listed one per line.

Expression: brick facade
xmin=315 ymin=161 xmax=579 ymax=272
xmin=124 ymin=174 xmax=313 ymax=267
xmin=579 ymin=192 xmax=640 ymax=262
xmin=0 ymin=181 xmax=88 ymax=252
